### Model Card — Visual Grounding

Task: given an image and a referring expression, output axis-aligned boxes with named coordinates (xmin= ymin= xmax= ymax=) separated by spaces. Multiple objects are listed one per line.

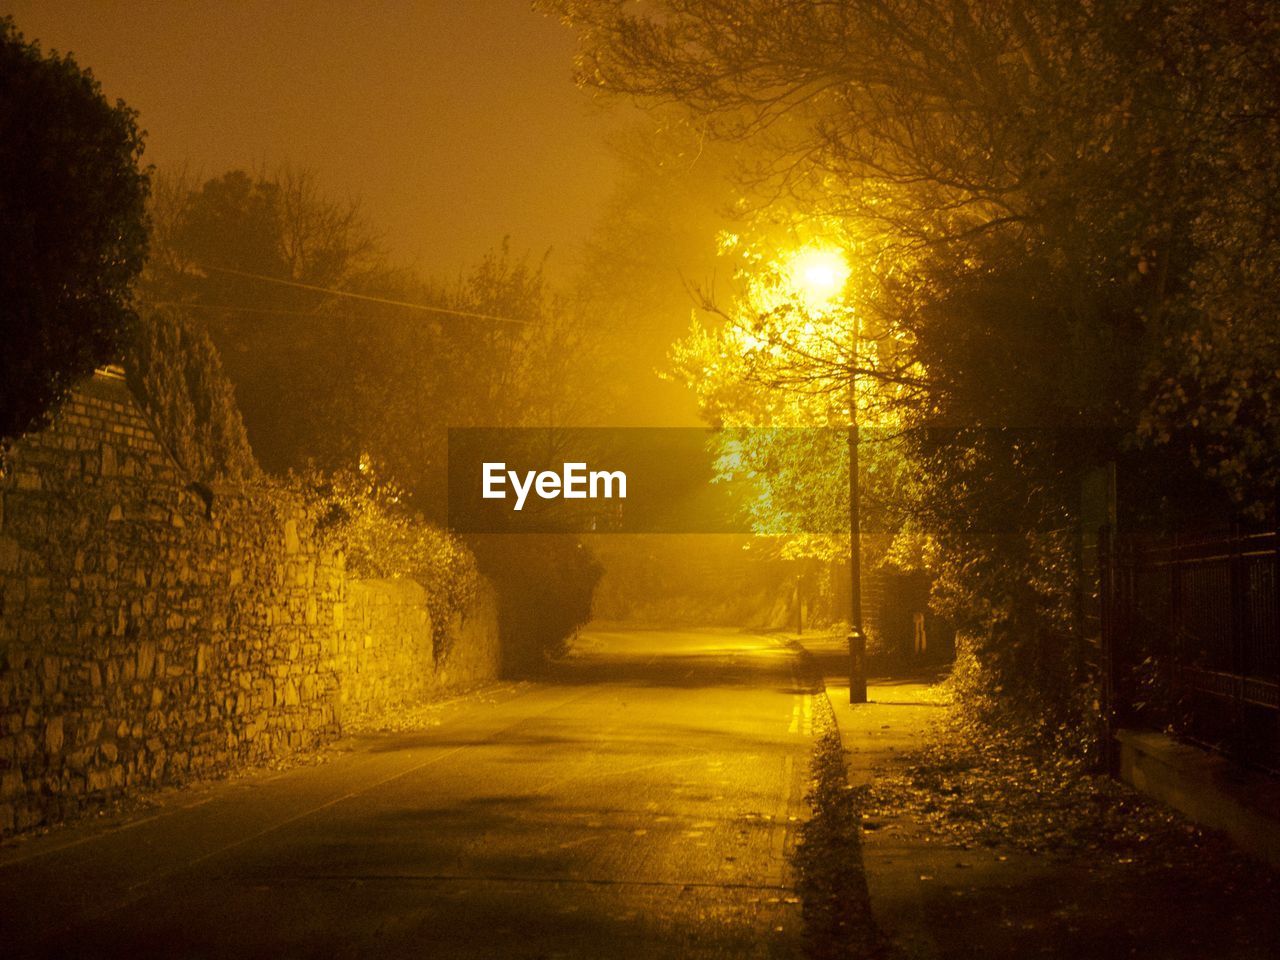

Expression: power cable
xmin=180 ymin=264 xmax=532 ymax=326
xmin=142 ymin=299 xmax=449 ymax=323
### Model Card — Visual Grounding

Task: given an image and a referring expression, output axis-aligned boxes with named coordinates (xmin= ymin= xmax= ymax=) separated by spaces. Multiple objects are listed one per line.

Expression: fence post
xmin=1169 ymin=531 xmax=1182 ymax=715
xmin=1229 ymin=523 xmax=1246 ymax=741
xmin=1098 ymin=523 xmax=1116 ymax=774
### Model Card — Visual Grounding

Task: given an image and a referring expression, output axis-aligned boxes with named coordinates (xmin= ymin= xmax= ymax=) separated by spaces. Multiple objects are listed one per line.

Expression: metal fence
xmin=1101 ymin=527 xmax=1280 ymax=772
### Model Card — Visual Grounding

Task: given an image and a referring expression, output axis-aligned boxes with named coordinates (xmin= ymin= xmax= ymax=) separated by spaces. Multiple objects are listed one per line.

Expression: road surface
xmin=0 ymin=628 xmax=818 ymax=959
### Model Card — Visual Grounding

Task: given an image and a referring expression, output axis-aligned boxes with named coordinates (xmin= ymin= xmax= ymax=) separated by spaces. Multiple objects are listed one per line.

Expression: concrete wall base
xmin=1116 ymin=728 xmax=1280 ymax=868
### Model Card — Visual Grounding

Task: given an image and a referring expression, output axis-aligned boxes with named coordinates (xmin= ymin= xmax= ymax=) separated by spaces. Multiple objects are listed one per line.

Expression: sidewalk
xmin=789 ymin=632 xmax=1280 ymax=960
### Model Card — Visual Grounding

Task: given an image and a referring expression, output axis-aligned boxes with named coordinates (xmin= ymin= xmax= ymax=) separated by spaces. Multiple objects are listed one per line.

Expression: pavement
xmin=0 ymin=628 xmax=819 ymax=959
xmin=792 ymin=631 xmax=1280 ymax=960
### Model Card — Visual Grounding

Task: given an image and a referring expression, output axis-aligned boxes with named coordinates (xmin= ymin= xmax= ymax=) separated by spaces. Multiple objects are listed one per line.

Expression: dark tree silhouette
xmin=0 ymin=17 xmax=149 ymax=441
xmin=122 ymin=305 xmax=259 ymax=483
xmin=547 ymin=0 xmax=1280 ymax=735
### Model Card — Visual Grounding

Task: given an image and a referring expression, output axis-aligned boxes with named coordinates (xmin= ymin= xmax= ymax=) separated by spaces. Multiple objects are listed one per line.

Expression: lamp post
xmin=786 ymin=246 xmax=866 ymax=703
xmin=847 ymin=352 xmax=867 ymax=704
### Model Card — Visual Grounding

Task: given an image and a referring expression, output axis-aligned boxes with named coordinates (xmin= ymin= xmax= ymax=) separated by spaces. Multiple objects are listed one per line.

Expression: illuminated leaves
xmin=295 ymin=460 xmax=480 ymax=656
xmin=556 ymin=0 xmax=1280 ymax=735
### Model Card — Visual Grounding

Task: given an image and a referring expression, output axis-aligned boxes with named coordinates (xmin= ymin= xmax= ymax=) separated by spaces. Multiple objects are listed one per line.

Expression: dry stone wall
xmin=0 ymin=368 xmax=498 ymax=835
xmin=336 ymin=578 xmax=500 ymax=729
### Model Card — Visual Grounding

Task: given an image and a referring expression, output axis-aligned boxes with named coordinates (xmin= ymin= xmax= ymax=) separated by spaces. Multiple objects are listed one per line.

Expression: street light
xmin=846 ymin=349 xmax=867 ymax=704
xmin=787 ymin=247 xmax=850 ymax=313
xmin=786 ymin=247 xmax=867 ymax=704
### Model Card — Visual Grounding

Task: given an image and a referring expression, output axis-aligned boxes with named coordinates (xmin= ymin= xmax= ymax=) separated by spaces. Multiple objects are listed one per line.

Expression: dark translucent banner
xmin=448 ymin=428 xmax=760 ymax=534
xmin=447 ymin=426 xmax=1125 ymax=535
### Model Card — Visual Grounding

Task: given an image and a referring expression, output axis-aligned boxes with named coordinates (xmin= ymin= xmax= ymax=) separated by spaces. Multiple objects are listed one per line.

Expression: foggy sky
xmin=3 ymin=0 xmax=621 ymax=279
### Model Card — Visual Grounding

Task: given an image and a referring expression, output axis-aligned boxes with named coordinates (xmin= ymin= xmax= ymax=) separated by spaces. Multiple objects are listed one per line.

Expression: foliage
xmin=549 ymin=0 xmax=1280 ymax=739
xmin=144 ymin=169 xmax=603 ymax=520
xmin=572 ymin=116 xmax=745 ymax=425
xmin=864 ymin=682 xmax=1251 ymax=866
xmin=122 ymin=305 xmax=259 ymax=482
xmin=0 ymin=17 xmax=150 ymax=442
xmin=142 ymin=166 xmax=403 ymax=477
xmin=468 ymin=534 xmax=603 ymax=672
xmin=142 ymin=166 xmax=610 ymax=663
xmin=667 ymin=240 xmax=916 ymax=566
xmin=297 ymin=460 xmax=480 ymax=658
xmin=794 ymin=694 xmax=885 ymax=960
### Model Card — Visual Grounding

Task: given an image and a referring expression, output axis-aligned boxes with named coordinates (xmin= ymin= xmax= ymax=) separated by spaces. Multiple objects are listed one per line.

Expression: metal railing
xmin=1101 ymin=527 xmax=1280 ymax=771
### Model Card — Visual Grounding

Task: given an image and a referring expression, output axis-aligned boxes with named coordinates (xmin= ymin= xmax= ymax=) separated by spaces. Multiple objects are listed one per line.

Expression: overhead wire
xmin=143 ymin=263 xmax=533 ymax=326
xmin=140 ymin=300 xmax=455 ymax=325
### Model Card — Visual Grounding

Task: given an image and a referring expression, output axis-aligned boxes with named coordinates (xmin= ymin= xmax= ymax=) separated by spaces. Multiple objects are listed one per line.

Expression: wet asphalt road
xmin=0 ymin=629 xmax=817 ymax=959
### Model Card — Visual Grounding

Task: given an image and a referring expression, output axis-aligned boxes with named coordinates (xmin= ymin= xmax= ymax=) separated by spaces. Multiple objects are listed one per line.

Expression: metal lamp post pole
xmin=848 ymin=317 xmax=867 ymax=704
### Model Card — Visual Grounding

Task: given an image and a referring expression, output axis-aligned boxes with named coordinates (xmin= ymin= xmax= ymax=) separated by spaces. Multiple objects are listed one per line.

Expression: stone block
xmin=0 ymin=535 xmax=19 ymax=573
xmin=44 ymin=717 xmax=63 ymax=754
xmin=101 ymin=443 xmax=117 ymax=476
xmin=67 ymin=745 xmax=93 ymax=770
xmin=1117 ymin=728 xmax=1280 ymax=868
xmin=136 ymin=641 xmax=156 ymax=679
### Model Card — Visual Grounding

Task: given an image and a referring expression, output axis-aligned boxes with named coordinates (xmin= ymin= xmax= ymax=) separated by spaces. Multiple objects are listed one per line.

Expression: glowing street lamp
xmin=784 ymin=245 xmax=866 ymax=704
xmin=787 ymin=247 xmax=851 ymax=313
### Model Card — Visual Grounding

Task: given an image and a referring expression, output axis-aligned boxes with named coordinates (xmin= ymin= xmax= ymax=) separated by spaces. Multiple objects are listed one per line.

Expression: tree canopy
xmin=141 ymin=167 xmax=604 ymax=518
xmin=0 ymin=17 xmax=150 ymax=441
xmin=547 ymin=0 xmax=1280 ymax=729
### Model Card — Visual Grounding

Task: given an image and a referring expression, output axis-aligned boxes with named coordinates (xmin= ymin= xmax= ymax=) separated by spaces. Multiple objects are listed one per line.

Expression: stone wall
xmin=338 ymin=578 xmax=435 ymax=725
xmin=336 ymin=578 xmax=500 ymax=728
xmin=434 ymin=579 xmax=500 ymax=693
xmin=0 ymin=368 xmax=498 ymax=835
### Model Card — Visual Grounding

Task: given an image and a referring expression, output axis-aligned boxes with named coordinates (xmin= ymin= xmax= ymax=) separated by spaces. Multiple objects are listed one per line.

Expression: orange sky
xmin=3 ymin=1 xmax=623 ymax=280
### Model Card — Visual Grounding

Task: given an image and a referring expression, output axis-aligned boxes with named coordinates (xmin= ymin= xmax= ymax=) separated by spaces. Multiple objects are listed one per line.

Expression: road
xmin=0 ymin=629 xmax=819 ymax=959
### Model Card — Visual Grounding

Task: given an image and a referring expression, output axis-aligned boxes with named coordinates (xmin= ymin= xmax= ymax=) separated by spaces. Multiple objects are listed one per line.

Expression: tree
xmin=144 ymin=169 xmax=606 ymax=517
xmin=145 ymin=167 xmax=609 ymax=664
xmin=122 ymin=305 xmax=259 ymax=483
xmin=0 ymin=17 xmax=149 ymax=441
xmin=547 ymin=0 xmax=1280 ymax=733
xmin=142 ymin=167 xmax=391 ymax=475
xmin=572 ymin=115 xmax=745 ymax=425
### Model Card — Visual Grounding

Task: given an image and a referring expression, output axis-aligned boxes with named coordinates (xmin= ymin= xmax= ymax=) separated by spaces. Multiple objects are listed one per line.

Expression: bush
xmin=297 ymin=460 xmax=479 ymax=659
xmin=468 ymin=534 xmax=603 ymax=673
xmin=0 ymin=17 xmax=149 ymax=441
xmin=123 ymin=305 xmax=259 ymax=482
